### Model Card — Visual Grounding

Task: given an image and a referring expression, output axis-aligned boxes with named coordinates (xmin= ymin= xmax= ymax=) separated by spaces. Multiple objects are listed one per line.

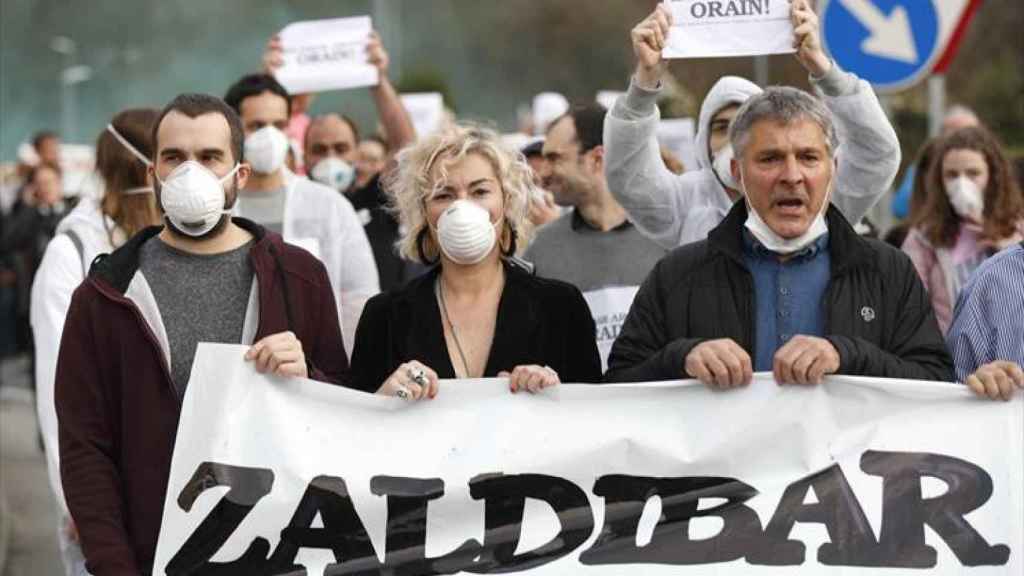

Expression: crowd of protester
xmin=0 ymin=1 xmax=1021 ymax=574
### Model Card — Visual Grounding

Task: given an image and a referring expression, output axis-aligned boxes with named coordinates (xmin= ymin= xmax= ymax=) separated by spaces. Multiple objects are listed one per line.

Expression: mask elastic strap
xmin=121 ymin=187 xmax=154 ymax=196
xmin=106 ymin=124 xmax=153 ymax=167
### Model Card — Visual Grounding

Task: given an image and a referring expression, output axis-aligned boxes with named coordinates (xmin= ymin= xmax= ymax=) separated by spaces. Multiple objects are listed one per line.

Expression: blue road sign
xmin=822 ymin=0 xmax=940 ymax=92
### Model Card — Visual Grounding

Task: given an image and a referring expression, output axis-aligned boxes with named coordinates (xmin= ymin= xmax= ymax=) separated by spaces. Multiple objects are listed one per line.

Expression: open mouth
xmin=773 ymin=198 xmax=806 ymax=214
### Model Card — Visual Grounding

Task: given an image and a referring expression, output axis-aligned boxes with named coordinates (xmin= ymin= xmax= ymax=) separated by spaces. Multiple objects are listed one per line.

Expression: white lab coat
xmin=278 ymin=172 xmax=380 ymax=353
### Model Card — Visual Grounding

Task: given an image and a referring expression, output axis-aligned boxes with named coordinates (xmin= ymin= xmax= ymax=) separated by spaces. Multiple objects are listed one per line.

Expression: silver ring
xmin=408 ymin=367 xmax=427 ymax=386
xmin=395 ymin=387 xmax=410 ymax=399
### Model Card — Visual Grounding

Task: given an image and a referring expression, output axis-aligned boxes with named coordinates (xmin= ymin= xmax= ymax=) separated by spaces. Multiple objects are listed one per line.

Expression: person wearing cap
xmin=520 ymin=137 xmax=561 ymax=228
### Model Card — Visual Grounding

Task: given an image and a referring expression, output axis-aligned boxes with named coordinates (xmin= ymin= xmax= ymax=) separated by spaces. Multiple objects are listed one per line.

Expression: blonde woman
xmin=349 ymin=124 xmax=601 ymax=398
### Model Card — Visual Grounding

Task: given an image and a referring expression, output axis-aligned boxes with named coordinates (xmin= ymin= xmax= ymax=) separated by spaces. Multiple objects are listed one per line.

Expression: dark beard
xmin=156 ymin=176 xmax=238 ymax=241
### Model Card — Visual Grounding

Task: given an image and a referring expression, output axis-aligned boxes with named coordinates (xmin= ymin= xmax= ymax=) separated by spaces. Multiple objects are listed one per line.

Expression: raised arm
xmin=604 ymin=5 xmax=717 ymax=250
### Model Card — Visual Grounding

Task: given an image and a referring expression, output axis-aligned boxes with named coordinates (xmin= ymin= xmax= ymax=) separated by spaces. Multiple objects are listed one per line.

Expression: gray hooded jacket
xmin=603 ymin=65 xmax=901 ymax=249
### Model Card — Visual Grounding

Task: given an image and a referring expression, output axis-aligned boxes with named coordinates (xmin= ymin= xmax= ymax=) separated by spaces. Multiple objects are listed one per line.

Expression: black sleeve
xmin=604 ymin=260 xmax=706 ymax=383
xmin=827 ymin=253 xmax=955 ymax=381
xmin=558 ymin=285 xmax=602 ymax=384
xmin=348 ymin=293 xmax=395 ymax=393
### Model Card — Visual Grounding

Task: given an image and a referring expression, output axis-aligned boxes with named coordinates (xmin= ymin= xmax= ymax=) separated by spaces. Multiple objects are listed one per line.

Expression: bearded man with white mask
xmin=54 ymin=93 xmax=348 ymax=575
xmin=606 ymin=87 xmax=953 ymax=387
xmin=224 ymin=73 xmax=379 ymax=353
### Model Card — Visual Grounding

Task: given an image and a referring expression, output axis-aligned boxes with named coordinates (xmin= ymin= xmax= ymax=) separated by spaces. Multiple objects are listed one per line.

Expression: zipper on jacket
xmin=93 ymin=280 xmax=182 ymax=408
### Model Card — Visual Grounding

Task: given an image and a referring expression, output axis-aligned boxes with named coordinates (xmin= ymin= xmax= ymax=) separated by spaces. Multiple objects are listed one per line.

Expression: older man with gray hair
xmin=606 ymin=87 xmax=954 ymax=387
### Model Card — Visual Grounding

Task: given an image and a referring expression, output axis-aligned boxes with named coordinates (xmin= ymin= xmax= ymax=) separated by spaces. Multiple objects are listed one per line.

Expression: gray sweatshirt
xmin=603 ymin=65 xmax=901 ymax=249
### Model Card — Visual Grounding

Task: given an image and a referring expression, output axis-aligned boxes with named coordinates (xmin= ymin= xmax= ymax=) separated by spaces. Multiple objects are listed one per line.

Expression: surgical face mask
xmin=310 ymin=157 xmax=356 ymax=192
xmin=945 ymin=176 xmax=984 ymax=222
xmin=436 ymin=199 xmax=499 ymax=265
xmin=244 ymin=126 xmax=289 ymax=175
xmin=742 ymin=167 xmax=831 ymax=255
xmin=712 ymin=144 xmax=740 ymax=191
xmin=156 ymin=161 xmax=239 ymax=237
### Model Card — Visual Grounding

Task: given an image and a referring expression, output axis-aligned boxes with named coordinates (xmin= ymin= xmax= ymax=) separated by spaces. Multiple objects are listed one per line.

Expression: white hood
xmin=693 ymin=76 xmax=762 ymax=171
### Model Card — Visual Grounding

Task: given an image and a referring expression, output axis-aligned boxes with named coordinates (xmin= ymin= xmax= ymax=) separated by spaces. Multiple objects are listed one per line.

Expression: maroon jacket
xmin=55 ymin=219 xmax=348 ymax=575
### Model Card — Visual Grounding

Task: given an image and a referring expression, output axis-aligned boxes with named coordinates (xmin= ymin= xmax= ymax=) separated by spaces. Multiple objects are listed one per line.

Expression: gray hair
xmin=729 ymin=86 xmax=839 ymax=160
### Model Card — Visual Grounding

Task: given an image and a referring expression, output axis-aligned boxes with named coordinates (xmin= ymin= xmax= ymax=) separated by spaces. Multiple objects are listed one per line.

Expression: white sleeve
xmin=29 ymin=234 xmax=84 ymax=515
xmin=816 ymin=67 xmax=902 ymax=225
xmin=604 ymin=80 xmax=710 ymax=250
xmin=331 ymin=194 xmax=380 ymax=356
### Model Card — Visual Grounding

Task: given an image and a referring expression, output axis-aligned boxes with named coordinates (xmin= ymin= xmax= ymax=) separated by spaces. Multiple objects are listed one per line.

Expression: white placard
xmin=274 ymin=16 xmax=380 ymax=94
xmin=663 ymin=0 xmax=797 ymax=59
xmin=153 ymin=344 xmax=1023 ymax=575
xmin=400 ymin=92 xmax=446 ymax=138
xmin=583 ymin=286 xmax=639 ymax=372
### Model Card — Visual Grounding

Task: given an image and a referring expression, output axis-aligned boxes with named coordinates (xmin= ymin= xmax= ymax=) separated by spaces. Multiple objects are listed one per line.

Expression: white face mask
xmin=310 ymin=157 xmax=356 ymax=192
xmin=741 ymin=166 xmax=831 ymax=255
xmin=436 ymin=199 xmax=499 ymax=265
xmin=243 ymin=126 xmax=289 ymax=175
xmin=122 ymin=187 xmax=154 ymax=196
xmin=712 ymin=143 xmax=740 ymax=191
xmin=945 ymin=176 xmax=984 ymax=222
xmin=157 ymin=161 xmax=239 ymax=237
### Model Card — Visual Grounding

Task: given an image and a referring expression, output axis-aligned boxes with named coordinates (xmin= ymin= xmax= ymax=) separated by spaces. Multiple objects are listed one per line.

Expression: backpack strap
xmin=62 ymin=230 xmax=87 ymax=277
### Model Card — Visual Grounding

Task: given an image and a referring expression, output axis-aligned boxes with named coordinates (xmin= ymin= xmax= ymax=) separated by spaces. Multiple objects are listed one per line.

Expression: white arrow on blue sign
xmin=822 ymin=0 xmax=946 ymax=92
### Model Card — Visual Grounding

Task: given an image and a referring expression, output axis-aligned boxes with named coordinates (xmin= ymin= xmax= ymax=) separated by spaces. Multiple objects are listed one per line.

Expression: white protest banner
xmin=154 ymin=343 xmax=1023 ymax=575
xmin=655 ymin=118 xmax=697 ymax=172
xmin=583 ymin=286 xmax=639 ymax=372
xmin=663 ymin=0 xmax=797 ymax=59
xmin=274 ymin=16 xmax=379 ymax=94
xmin=401 ymin=92 xmax=446 ymax=138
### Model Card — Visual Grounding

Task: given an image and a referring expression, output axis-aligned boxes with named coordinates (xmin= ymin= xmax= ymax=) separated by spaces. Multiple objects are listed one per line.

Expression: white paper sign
xmin=400 ymin=92 xmax=446 ymax=138
xmin=274 ymin=16 xmax=380 ymax=94
xmin=663 ymin=0 xmax=797 ymax=59
xmin=583 ymin=286 xmax=640 ymax=372
xmin=153 ymin=344 xmax=1024 ymax=575
xmin=656 ymin=118 xmax=697 ymax=173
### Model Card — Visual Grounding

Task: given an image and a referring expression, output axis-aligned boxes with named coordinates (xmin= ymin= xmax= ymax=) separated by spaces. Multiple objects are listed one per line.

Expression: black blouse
xmin=348 ymin=261 xmax=602 ymax=392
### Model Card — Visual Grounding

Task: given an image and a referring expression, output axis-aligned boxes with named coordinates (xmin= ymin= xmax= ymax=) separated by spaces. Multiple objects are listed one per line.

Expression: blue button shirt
xmin=743 ymin=232 xmax=831 ymax=371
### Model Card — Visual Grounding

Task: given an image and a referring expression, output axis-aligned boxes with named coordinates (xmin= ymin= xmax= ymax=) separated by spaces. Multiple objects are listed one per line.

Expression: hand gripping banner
xmin=153 ymin=344 xmax=1023 ymax=575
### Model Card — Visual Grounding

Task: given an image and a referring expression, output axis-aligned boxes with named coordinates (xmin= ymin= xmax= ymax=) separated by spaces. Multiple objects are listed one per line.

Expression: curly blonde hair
xmin=384 ymin=123 xmax=537 ymax=264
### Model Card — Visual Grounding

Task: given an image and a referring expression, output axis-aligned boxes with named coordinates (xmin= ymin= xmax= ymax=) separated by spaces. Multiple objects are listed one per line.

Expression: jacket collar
xmin=92 ymin=217 xmax=268 ymax=295
xmin=708 ymin=201 xmax=874 ymax=275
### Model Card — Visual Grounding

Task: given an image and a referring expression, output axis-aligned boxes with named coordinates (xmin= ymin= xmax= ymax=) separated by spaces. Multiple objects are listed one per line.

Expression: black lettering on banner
xmin=326 ymin=477 xmax=483 ymax=576
xmin=747 ymin=464 xmax=883 ymax=566
xmin=165 ymin=462 xmax=275 ymax=575
xmin=581 ymin=476 xmax=762 ymax=565
xmin=463 ymin=473 xmax=595 ymax=573
xmin=267 ymin=475 xmax=383 ymax=574
xmin=861 ymin=450 xmax=1010 ymax=567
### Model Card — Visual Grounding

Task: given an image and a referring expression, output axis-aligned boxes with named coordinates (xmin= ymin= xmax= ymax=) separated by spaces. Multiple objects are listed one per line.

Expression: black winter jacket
xmin=606 ymin=202 xmax=954 ymax=383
